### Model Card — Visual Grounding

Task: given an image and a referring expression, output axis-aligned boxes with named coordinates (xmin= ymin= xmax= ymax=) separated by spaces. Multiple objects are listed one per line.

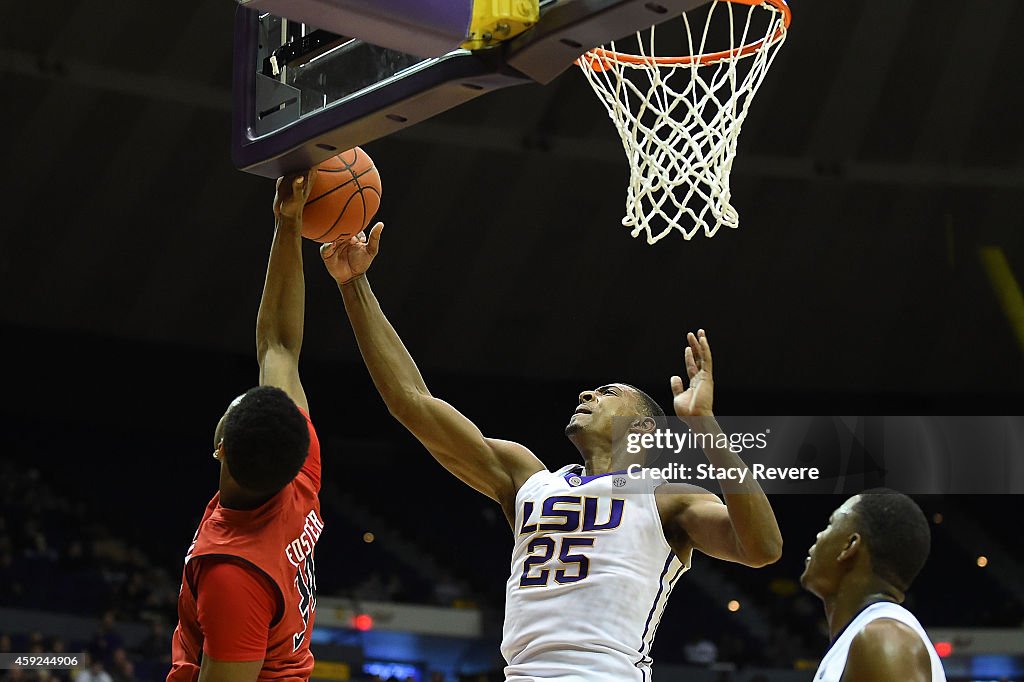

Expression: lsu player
xmin=802 ymin=491 xmax=947 ymax=681
xmin=321 ymin=225 xmax=782 ymax=681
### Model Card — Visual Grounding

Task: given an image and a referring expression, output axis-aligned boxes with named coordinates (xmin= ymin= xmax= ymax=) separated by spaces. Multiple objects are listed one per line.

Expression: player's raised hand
xmin=274 ymin=168 xmax=318 ymax=221
xmin=670 ymin=329 xmax=715 ymax=419
xmin=320 ymin=222 xmax=383 ymax=285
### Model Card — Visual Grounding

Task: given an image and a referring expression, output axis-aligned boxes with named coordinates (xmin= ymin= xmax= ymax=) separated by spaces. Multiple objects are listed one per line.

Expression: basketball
xmin=301 ymin=147 xmax=382 ymax=243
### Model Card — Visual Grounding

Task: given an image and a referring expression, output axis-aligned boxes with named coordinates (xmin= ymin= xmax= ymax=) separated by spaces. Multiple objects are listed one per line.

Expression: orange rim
xmin=578 ymin=0 xmax=791 ymax=69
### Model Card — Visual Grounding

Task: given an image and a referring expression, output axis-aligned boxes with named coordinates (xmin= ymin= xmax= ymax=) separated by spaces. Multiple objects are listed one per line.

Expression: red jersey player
xmin=168 ymin=170 xmax=324 ymax=682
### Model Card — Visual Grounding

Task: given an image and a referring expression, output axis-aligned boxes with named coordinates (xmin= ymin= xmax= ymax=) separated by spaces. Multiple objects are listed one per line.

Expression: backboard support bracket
xmin=505 ymin=0 xmax=711 ymax=83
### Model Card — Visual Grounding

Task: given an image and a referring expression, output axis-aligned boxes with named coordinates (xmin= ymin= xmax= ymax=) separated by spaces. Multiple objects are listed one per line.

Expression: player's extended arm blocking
xmin=255 ymin=170 xmax=317 ymax=413
xmin=321 ymin=226 xmax=544 ymax=514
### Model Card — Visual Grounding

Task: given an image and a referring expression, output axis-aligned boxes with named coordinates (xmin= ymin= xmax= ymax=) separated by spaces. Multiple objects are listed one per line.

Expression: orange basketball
xmin=301 ymin=148 xmax=382 ymax=243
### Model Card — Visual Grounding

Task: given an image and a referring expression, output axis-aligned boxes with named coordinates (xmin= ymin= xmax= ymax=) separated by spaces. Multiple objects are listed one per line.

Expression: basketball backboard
xmin=232 ymin=0 xmax=713 ymax=178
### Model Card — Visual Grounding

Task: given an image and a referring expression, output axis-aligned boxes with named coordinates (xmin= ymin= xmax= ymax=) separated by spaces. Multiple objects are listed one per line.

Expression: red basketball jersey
xmin=168 ymin=410 xmax=323 ymax=682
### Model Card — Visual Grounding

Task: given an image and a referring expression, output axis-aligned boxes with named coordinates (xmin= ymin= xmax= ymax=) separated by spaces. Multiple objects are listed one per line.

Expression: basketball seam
xmin=310 ymin=185 xmax=365 ymax=242
xmin=319 ymin=151 xmax=359 ymax=173
xmin=306 ymin=167 xmax=378 ymax=206
xmin=306 ymin=149 xmax=379 ymax=241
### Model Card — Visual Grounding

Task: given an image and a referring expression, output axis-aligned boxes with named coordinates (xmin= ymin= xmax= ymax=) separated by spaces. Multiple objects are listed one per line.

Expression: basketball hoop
xmin=577 ymin=0 xmax=791 ymax=243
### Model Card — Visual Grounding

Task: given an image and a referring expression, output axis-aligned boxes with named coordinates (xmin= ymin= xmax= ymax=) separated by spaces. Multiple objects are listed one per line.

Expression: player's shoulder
xmin=653 ymin=483 xmax=721 ymax=514
xmin=844 ymin=617 xmax=931 ymax=680
xmin=855 ymin=616 xmax=926 ymax=646
xmin=485 ymin=438 xmax=547 ymax=482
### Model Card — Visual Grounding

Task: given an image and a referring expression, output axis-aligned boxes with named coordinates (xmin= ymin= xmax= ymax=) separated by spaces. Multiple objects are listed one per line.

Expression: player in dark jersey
xmin=168 ymin=170 xmax=326 ymax=682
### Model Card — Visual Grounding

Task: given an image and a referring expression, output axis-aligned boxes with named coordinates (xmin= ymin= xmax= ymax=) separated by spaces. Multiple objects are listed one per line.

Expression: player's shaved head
xmin=621 ymin=384 xmax=665 ymax=420
xmin=852 ymin=489 xmax=931 ymax=591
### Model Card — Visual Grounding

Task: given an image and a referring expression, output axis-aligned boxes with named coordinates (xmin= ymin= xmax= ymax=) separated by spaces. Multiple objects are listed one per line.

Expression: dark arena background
xmin=2 ymin=1 xmax=1024 ymax=681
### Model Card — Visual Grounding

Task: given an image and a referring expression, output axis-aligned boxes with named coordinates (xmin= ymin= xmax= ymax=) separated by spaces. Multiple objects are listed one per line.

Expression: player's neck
xmin=824 ymin=580 xmax=903 ymax=641
xmin=219 ymin=487 xmax=272 ymax=510
xmin=578 ymin=444 xmax=643 ymax=476
xmin=218 ymin=475 xmax=273 ymax=510
xmin=569 ymin=430 xmax=644 ymax=474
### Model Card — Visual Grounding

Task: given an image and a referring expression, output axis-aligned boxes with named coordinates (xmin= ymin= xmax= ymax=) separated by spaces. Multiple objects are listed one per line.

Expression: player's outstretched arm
xmin=255 ymin=170 xmax=316 ymax=413
xmin=321 ymin=226 xmax=545 ymax=515
xmin=840 ymin=620 xmax=933 ymax=682
xmin=661 ymin=330 xmax=783 ymax=568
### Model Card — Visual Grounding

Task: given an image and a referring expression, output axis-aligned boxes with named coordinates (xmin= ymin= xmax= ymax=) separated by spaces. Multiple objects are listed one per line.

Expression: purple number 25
xmin=519 ymin=537 xmax=595 ymax=587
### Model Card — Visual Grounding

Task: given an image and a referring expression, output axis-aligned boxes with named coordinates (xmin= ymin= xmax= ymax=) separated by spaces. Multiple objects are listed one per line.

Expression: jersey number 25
xmin=519 ymin=537 xmax=595 ymax=587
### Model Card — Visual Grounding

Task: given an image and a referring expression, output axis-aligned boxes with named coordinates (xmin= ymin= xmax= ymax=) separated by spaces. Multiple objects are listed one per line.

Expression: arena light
xmin=934 ymin=641 xmax=953 ymax=658
xmin=353 ymin=613 xmax=374 ymax=631
xmin=727 ymin=600 xmax=740 ymax=612
xmin=977 ymin=556 xmax=989 ymax=568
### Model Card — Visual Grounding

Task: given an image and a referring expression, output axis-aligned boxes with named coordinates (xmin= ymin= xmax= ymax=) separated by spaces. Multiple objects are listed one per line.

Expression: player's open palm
xmin=671 ymin=329 xmax=715 ymax=420
xmin=320 ymin=222 xmax=383 ymax=284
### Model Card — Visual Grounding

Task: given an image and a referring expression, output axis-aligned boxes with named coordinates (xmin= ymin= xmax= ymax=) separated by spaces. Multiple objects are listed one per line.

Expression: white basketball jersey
xmin=814 ymin=602 xmax=948 ymax=682
xmin=502 ymin=465 xmax=687 ymax=682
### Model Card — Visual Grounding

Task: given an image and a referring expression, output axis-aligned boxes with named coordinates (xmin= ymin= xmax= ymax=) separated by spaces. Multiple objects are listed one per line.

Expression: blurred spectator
xmin=0 ymin=551 xmax=22 ymax=605
xmin=27 ymin=633 xmax=45 ymax=655
xmin=683 ymin=637 xmax=718 ymax=666
xmin=432 ymin=572 xmax=463 ymax=606
xmin=716 ymin=632 xmax=748 ymax=666
xmin=74 ymin=655 xmax=113 ymax=682
xmin=0 ymin=634 xmax=11 ymax=653
xmin=134 ymin=620 xmax=170 ymax=663
xmin=89 ymin=613 xmax=122 ymax=665
xmin=108 ymin=650 xmax=134 ymax=682
xmin=356 ymin=573 xmax=389 ymax=601
xmin=0 ymin=667 xmax=27 ymax=682
xmin=60 ymin=542 xmax=87 ymax=572
xmin=354 ymin=572 xmax=408 ymax=602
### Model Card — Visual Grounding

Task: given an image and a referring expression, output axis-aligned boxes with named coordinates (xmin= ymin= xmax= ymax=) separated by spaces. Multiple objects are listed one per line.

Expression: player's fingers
xmin=367 ymin=222 xmax=384 ymax=256
xmin=320 ymin=241 xmax=340 ymax=259
xmin=698 ymin=329 xmax=712 ymax=374
xmin=281 ymin=173 xmax=304 ymax=198
xmin=687 ymin=332 xmax=703 ymax=368
xmin=684 ymin=346 xmax=698 ymax=379
xmin=670 ymin=375 xmax=685 ymax=396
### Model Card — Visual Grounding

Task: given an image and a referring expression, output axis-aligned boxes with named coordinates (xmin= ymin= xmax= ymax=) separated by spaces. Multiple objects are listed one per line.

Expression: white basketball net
xmin=577 ymin=1 xmax=789 ymax=243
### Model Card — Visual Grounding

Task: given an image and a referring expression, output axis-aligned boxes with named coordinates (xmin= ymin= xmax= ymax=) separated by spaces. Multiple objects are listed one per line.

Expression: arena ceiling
xmin=2 ymin=0 xmax=1023 ymax=399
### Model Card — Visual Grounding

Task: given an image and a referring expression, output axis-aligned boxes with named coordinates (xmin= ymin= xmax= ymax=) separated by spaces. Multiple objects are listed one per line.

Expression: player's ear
xmin=837 ymin=532 xmax=861 ymax=563
xmin=630 ymin=416 xmax=657 ymax=434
